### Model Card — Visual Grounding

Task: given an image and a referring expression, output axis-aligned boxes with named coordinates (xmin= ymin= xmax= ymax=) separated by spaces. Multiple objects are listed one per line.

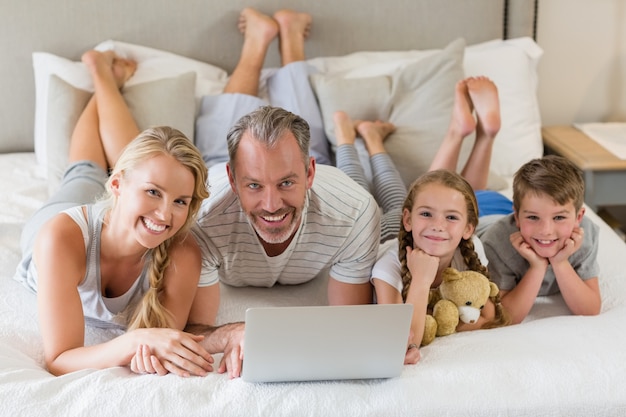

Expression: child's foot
xmin=448 ymin=79 xmax=476 ymax=139
xmin=274 ymin=9 xmax=312 ymax=40
xmin=238 ymin=7 xmax=279 ymax=45
xmin=466 ymin=76 xmax=500 ymax=139
xmin=334 ymin=111 xmax=357 ymax=146
xmin=356 ymin=119 xmax=396 ymax=156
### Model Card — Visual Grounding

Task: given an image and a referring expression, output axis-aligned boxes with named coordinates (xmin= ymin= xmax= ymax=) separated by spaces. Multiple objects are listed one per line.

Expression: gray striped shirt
xmin=194 ymin=163 xmax=381 ymax=287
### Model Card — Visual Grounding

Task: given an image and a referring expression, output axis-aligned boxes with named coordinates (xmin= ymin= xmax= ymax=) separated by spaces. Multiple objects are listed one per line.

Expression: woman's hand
xmin=130 ymin=344 xmax=169 ymax=375
xmin=128 ymin=328 xmax=214 ymax=377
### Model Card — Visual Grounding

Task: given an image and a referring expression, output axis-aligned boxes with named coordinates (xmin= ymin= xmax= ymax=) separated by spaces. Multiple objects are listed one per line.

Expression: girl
xmin=334 ymin=76 xmax=510 ymax=364
xmin=15 ymin=50 xmax=214 ymax=377
xmin=334 ymin=76 xmax=501 ymax=242
xmin=374 ymin=170 xmax=510 ymax=364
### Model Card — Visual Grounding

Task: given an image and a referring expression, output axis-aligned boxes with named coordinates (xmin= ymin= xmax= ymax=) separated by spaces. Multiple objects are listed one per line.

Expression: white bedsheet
xmin=1 ymin=152 xmax=626 ymax=416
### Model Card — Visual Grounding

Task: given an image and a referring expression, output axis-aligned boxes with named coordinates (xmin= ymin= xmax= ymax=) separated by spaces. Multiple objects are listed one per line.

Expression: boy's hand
xmin=550 ymin=226 xmax=584 ymax=264
xmin=509 ymin=231 xmax=549 ymax=269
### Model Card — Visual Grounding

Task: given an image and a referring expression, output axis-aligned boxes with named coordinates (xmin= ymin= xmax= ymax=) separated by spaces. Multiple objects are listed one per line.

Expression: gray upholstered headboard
xmin=1 ymin=0 xmax=537 ymax=153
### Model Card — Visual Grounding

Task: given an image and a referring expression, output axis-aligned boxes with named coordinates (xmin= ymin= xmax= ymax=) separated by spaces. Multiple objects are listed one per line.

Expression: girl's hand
xmin=509 ymin=231 xmax=549 ymax=269
xmin=129 ymin=328 xmax=214 ymax=377
xmin=406 ymin=246 xmax=439 ymax=286
xmin=404 ymin=343 xmax=421 ymax=365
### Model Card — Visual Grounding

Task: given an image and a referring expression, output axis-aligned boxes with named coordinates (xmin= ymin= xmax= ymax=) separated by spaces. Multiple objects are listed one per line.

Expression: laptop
xmin=241 ymin=304 xmax=413 ymax=383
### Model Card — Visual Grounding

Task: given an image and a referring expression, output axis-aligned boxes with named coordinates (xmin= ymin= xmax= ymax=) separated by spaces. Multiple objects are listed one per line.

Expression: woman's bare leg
xmin=223 ymin=8 xmax=278 ymax=95
xmin=273 ymin=9 xmax=311 ymax=65
xmin=69 ymin=93 xmax=107 ymax=169
xmin=459 ymin=76 xmax=500 ymax=190
xmin=70 ymin=50 xmax=137 ymax=170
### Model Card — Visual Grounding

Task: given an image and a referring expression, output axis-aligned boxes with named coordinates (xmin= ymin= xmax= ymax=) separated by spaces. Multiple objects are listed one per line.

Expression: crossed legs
xmin=224 ymin=8 xmax=311 ymax=96
xmin=69 ymin=50 xmax=138 ymax=171
xmin=334 ymin=111 xmax=404 ymax=242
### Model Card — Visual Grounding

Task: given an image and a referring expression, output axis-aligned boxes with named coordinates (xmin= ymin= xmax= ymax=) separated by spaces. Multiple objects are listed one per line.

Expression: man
xmin=186 ymin=9 xmax=381 ymax=378
xmin=194 ymin=105 xmax=380 ymax=299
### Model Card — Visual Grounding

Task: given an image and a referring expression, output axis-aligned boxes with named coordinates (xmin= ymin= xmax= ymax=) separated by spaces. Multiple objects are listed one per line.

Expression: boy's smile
xmin=514 ymin=193 xmax=584 ymax=259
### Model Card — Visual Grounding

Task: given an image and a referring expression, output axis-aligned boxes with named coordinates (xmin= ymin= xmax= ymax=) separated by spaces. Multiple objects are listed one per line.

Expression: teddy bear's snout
xmin=458 ymin=305 xmax=481 ymax=324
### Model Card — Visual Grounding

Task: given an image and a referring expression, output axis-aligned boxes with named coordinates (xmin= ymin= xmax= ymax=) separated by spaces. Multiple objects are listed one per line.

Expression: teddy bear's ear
xmin=489 ymin=282 xmax=499 ymax=297
xmin=442 ymin=267 xmax=462 ymax=282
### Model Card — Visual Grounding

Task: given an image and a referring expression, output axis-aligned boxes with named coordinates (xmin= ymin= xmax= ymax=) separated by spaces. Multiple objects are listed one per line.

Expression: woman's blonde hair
xmin=100 ymin=126 xmax=209 ymax=330
xmin=397 ymin=169 xmax=510 ymax=329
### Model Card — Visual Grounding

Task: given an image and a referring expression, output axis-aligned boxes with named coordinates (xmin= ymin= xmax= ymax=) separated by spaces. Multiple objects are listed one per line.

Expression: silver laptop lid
xmin=242 ymin=304 xmax=413 ymax=383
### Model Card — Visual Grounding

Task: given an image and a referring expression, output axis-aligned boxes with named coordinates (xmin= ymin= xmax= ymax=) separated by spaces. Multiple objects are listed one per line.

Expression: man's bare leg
xmin=459 ymin=76 xmax=500 ymax=190
xmin=428 ymin=79 xmax=476 ymax=174
xmin=274 ymin=9 xmax=311 ymax=65
xmin=223 ymin=8 xmax=278 ymax=95
xmin=70 ymin=50 xmax=137 ymax=170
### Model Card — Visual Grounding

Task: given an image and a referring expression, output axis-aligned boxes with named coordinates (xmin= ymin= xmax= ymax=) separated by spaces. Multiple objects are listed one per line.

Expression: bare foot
xmin=274 ymin=9 xmax=312 ymax=39
xmin=334 ymin=111 xmax=357 ymax=146
xmin=466 ymin=76 xmax=500 ymax=139
xmin=448 ymin=79 xmax=476 ymax=139
xmin=356 ymin=119 xmax=396 ymax=156
xmin=274 ymin=9 xmax=311 ymax=64
xmin=82 ymin=50 xmax=136 ymax=88
xmin=111 ymin=57 xmax=137 ymax=88
xmin=238 ymin=7 xmax=279 ymax=45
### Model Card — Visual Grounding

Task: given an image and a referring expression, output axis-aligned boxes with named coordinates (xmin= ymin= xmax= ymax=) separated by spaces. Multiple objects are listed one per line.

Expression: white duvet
xmin=1 ymin=152 xmax=625 ymax=417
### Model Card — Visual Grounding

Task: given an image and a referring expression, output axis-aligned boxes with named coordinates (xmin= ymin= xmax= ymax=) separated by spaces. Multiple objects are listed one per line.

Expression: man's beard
xmin=247 ymin=207 xmax=302 ymax=245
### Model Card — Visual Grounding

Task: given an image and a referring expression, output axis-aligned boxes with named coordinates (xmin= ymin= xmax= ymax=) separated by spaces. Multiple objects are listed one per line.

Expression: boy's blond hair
xmin=512 ymin=155 xmax=584 ymax=212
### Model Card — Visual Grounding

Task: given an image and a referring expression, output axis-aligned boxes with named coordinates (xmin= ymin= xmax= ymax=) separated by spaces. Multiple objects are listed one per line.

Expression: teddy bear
xmin=421 ymin=267 xmax=500 ymax=346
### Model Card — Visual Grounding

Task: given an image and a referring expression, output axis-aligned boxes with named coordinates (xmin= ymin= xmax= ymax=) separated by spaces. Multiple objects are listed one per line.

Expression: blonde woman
xmin=15 ymin=50 xmax=216 ymax=377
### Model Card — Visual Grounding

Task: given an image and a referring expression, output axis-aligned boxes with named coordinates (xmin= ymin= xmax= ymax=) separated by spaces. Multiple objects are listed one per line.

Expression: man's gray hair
xmin=226 ymin=106 xmax=310 ymax=176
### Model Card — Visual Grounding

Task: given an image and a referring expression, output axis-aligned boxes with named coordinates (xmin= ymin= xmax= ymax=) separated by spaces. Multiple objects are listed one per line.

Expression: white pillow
xmin=33 ymin=40 xmax=228 ymax=171
xmin=306 ymin=37 xmax=544 ymax=178
xmin=310 ymin=39 xmax=468 ymax=189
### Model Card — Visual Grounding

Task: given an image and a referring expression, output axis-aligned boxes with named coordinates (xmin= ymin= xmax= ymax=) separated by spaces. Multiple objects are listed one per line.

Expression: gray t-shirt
xmin=479 ymin=213 xmax=600 ymax=295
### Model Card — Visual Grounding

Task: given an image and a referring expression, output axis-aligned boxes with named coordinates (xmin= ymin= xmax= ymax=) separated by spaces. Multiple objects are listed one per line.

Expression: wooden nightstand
xmin=542 ymin=125 xmax=626 ymax=211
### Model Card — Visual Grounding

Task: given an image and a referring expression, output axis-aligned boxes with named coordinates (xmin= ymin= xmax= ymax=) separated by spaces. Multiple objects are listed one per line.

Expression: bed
xmin=2 ymin=1 xmax=626 ymax=416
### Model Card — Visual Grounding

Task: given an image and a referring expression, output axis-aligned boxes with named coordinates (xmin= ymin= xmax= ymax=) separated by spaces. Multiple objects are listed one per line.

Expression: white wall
xmin=536 ymin=0 xmax=626 ymax=125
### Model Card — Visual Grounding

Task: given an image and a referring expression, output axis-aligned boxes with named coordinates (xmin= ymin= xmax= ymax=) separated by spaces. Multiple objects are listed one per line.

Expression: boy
xmin=479 ymin=155 xmax=601 ymax=324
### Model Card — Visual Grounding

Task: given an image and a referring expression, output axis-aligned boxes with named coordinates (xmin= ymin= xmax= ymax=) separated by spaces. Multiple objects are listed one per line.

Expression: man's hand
xmin=216 ymin=323 xmax=245 ymax=378
xmin=185 ymin=322 xmax=245 ymax=379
